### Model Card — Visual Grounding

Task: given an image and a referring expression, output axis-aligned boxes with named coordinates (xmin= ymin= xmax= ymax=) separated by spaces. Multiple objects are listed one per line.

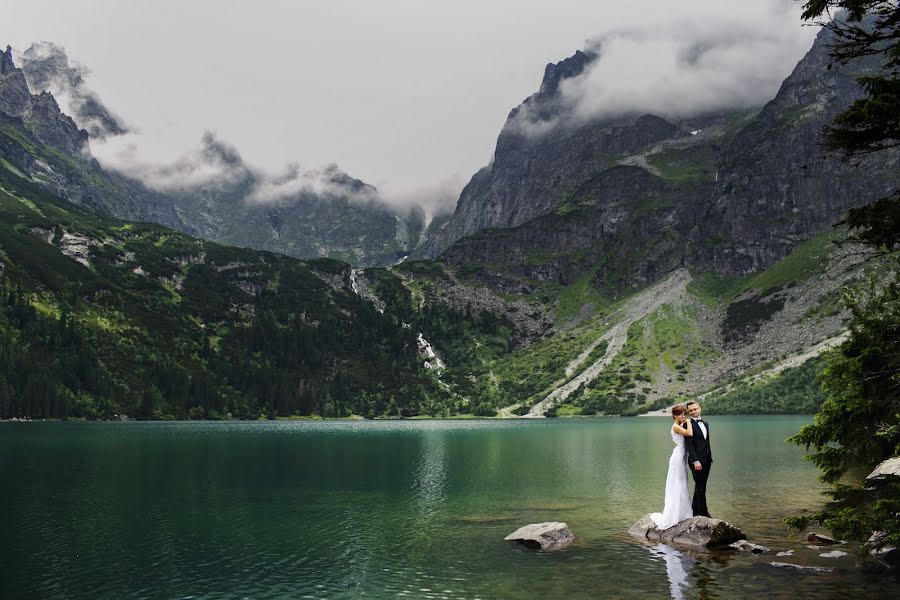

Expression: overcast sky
xmin=1 ymin=1 xmax=818 ymax=212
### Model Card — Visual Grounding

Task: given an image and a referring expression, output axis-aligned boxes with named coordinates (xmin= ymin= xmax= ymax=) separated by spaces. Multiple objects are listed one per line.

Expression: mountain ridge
xmin=416 ymin=24 xmax=898 ymax=286
xmin=0 ymin=44 xmax=426 ymax=267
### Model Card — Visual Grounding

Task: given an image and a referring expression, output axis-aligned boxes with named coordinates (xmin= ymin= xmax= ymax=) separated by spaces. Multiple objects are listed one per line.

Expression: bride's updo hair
xmin=671 ymin=404 xmax=687 ymax=419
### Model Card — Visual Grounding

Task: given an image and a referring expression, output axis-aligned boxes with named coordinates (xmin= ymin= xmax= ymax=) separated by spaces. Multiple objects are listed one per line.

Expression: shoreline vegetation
xmin=0 ymin=411 xmax=816 ymax=423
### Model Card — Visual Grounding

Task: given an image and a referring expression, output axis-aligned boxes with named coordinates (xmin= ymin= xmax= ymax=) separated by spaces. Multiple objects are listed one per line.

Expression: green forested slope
xmin=0 ymin=165 xmax=452 ymax=419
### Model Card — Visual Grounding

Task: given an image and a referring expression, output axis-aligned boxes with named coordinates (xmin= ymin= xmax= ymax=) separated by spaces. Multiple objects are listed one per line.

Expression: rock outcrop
xmin=866 ymin=457 xmax=900 ymax=480
xmin=504 ymin=521 xmax=574 ymax=550
xmin=628 ymin=515 xmax=745 ymax=548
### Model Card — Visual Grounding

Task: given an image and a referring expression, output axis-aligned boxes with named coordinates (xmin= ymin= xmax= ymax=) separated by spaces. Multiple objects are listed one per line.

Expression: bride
xmin=650 ymin=404 xmax=694 ymax=529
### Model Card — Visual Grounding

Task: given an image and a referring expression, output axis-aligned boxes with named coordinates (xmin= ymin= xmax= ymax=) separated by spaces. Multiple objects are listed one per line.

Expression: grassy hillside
xmin=385 ymin=223 xmax=888 ymax=417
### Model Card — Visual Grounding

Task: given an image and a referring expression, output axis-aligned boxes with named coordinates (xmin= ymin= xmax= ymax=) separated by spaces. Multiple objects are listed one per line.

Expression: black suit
xmin=685 ymin=418 xmax=712 ymax=518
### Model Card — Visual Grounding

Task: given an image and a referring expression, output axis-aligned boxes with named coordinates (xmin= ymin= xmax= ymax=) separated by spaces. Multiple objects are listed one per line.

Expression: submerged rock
xmin=806 ymin=532 xmax=838 ymax=546
xmin=867 ymin=531 xmax=898 ymax=566
xmin=729 ymin=540 xmax=770 ymax=554
xmin=769 ymin=562 xmax=835 ymax=574
xmin=504 ymin=522 xmax=574 ymax=551
xmin=859 ymin=557 xmax=891 ymax=575
xmin=628 ymin=515 xmax=745 ymax=548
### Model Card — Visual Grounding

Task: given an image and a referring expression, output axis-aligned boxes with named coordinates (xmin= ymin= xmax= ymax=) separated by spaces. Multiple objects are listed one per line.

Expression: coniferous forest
xmin=0 ymin=165 xmax=463 ymax=420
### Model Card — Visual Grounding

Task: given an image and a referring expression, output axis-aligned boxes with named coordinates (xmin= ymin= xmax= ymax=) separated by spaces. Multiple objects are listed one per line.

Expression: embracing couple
xmin=649 ymin=400 xmax=712 ymax=530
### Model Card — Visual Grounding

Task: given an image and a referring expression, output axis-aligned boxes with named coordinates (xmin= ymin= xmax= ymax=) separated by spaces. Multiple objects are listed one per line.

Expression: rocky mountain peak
xmin=1 ymin=45 xmax=15 ymax=75
xmin=17 ymin=41 xmax=129 ymax=138
xmin=0 ymin=45 xmax=32 ymax=118
xmin=538 ymin=49 xmax=595 ymax=97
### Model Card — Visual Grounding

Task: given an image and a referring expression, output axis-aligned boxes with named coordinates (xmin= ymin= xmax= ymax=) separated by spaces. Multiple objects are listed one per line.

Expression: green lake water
xmin=0 ymin=417 xmax=893 ymax=599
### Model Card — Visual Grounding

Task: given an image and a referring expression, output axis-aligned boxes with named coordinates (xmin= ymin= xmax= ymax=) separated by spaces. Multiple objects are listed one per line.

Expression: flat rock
xmin=769 ymin=562 xmax=835 ymax=574
xmin=629 ymin=514 xmax=745 ymax=548
xmin=820 ymin=550 xmax=848 ymax=558
xmin=504 ymin=521 xmax=574 ymax=551
xmin=729 ymin=540 xmax=770 ymax=554
xmin=866 ymin=456 xmax=900 ymax=480
xmin=806 ymin=532 xmax=837 ymax=546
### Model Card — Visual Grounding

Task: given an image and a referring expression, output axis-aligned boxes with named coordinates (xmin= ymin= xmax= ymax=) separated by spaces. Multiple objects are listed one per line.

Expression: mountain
xmin=0 ymin=44 xmax=424 ymax=267
xmin=0 ymin=162 xmax=451 ymax=419
xmin=417 ymin=25 xmax=898 ymax=288
xmin=1 ymin=27 xmax=896 ymax=421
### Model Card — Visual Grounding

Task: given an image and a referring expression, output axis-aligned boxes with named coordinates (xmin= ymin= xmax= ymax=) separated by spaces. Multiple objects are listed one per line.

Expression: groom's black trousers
xmin=691 ymin=460 xmax=712 ymax=518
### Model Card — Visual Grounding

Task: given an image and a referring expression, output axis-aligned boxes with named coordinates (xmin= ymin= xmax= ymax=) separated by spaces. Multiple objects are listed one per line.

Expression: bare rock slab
xmin=806 ymin=532 xmax=838 ymax=546
xmin=770 ymin=562 xmax=835 ymax=574
xmin=629 ymin=514 xmax=745 ymax=548
xmin=505 ymin=521 xmax=574 ymax=551
xmin=866 ymin=456 xmax=900 ymax=480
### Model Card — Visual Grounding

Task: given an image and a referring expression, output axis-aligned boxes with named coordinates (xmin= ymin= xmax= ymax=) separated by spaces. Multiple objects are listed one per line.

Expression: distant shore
xmin=1 ymin=412 xmax=814 ymax=423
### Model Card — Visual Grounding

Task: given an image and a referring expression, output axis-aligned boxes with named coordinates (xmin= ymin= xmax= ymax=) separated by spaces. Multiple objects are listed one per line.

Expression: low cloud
xmin=510 ymin=1 xmax=817 ymax=136
xmin=246 ymin=163 xmax=378 ymax=204
xmin=91 ymin=131 xmax=246 ymax=191
xmin=93 ymin=131 xmax=390 ymax=210
xmin=378 ymin=174 xmax=465 ymax=219
xmin=17 ymin=42 xmax=130 ymax=139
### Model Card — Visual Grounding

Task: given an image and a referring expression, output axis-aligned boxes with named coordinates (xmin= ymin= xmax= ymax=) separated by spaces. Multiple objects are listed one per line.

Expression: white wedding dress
xmin=649 ymin=427 xmax=693 ymax=530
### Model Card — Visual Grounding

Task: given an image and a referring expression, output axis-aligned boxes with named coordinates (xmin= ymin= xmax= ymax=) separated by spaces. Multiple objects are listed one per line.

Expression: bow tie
xmin=695 ymin=418 xmax=703 ymax=422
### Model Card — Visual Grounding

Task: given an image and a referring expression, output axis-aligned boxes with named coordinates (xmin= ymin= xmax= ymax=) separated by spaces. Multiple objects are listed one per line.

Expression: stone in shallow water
xmin=806 ymin=532 xmax=837 ymax=546
xmin=504 ymin=522 xmax=574 ymax=551
xmin=628 ymin=514 xmax=745 ymax=548
xmin=769 ymin=562 xmax=835 ymax=574
xmin=730 ymin=540 xmax=770 ymax=554
xmin=819 ymin=550 xmax=848 ymax=558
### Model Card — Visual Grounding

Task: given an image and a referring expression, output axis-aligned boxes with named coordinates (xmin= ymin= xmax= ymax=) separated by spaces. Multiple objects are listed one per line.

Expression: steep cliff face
xmin=426 ymin=26 xmax=898 ymax=291
xmin=686 ymin=32 xmax=897 ymax=274
xmin=417 ymin=46 xmax=690 ymax=258
xmin=0 ymin=46 xmax=87 ymax=154
xmin=441 ymin=165 xmax=704 ymax=293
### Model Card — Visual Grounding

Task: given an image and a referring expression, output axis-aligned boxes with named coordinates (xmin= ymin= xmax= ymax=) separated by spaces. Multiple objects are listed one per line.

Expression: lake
xmin=0 ymin=417 xmax=892 ymax=598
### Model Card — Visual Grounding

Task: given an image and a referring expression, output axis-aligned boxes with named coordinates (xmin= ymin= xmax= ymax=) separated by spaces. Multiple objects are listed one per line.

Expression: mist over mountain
xmin=1 ymin=44 xmax=428 ymax=266
xmin=16 ymin=42 xmax=129 ymax=139
xmin=507 ymin=12 xmax=814 ymax=137
xmin=417 ymin=23 xmax=898 ymax=287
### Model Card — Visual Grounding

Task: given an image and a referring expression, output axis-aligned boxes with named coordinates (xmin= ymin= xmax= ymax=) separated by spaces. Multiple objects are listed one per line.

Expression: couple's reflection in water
xmin=649 ymin=543 xmax=727 ymax=600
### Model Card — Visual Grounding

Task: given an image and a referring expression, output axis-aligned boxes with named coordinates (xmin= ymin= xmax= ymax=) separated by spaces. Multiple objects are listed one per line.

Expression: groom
xmin=685 ymin=400 xmax=712 ymax=518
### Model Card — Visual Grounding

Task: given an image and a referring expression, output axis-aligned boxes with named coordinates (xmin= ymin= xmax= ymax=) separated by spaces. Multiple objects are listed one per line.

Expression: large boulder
xmin=866 ymin=457 xmax=900 ymax=480
xmin=504 ymin=521 xmax=574 ymax=551
xmin=806 ymin=532 xmax=838 ymax=546
xmin=628 ymin=514 xmax=745 ymax=548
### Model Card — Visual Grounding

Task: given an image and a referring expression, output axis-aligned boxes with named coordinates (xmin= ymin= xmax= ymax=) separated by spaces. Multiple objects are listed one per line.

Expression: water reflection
xmin=650 ymin=544 xmax=693 ymax=599
xmin=413 ymin=430 xmax=448 ymax=519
